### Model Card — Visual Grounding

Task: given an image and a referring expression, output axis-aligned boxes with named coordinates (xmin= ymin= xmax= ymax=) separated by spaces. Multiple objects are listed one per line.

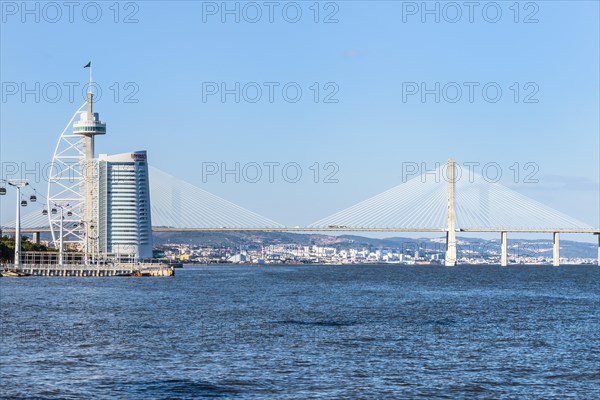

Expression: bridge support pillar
xmin=595 ymin=233 xmax=600 ymax=267
xmin=445 ymin=231 xmax=456 ymax=266
xmin=445 ymin=158 xmax=457 ymax=266
xmin=501 ymin=232 xmax=507 ymax=266
xmin=553 ymin=232 xmax=560 ymax=266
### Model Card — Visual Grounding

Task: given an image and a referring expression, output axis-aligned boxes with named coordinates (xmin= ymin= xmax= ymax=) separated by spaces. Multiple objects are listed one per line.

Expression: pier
xmin=0 ymin=251 xmax=175 ymax=277
xmin=1 ymin=263 xmax=174 ymax=277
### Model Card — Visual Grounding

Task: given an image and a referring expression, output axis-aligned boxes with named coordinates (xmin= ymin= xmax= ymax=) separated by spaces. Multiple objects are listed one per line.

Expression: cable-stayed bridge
xmin=2 ymin=89 xmax=597 ymax=267
xmin=3 ymin=92 xmax=598 ymax=267
xmin=3 ymin=159 xmax=599 ymax=266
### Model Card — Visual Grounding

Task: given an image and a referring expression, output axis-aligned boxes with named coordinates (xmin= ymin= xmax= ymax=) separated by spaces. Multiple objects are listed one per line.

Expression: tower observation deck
xmin=73 ymin=92 xmax=106 ymax=159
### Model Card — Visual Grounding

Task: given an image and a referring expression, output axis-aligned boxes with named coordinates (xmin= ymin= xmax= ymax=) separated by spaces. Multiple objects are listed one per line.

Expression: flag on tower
xmin=84 ymin=62 xmax=91 ymax=68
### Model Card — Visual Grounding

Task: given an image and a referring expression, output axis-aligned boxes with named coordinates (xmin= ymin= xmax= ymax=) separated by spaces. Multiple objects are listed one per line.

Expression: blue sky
xmin=1 ymin=0 xmax=599 ymax=240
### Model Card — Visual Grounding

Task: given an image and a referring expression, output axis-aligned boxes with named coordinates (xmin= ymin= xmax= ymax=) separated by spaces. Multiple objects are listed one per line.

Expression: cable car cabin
xmin=21 ymin=200 xmax=27 ymax=207
xmin=67 ymin=211 xmax=73 ymax=216
xmin=30 ymin=195 xmax=37 ymax=202
xmin=42 ymin=209 xmax=48 ymax=216
xmin=0 ymin=187 xmax=6 ymax=195
xmin=51 ymin=208 xmax=57 ymax=215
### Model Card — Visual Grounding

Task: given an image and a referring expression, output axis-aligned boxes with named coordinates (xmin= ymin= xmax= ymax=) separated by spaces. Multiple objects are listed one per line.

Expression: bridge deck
xmin=3 ymin=227 xmax=599 ymax=234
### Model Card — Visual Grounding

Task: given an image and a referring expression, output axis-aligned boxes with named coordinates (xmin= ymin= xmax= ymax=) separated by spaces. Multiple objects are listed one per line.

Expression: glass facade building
xmin=98 ymin=151 xmax=153 ymax=259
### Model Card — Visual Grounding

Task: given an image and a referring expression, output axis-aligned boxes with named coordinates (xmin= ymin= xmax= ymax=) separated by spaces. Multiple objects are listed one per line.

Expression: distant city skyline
xmin=1 ymin=1 xmax=598 ymax=240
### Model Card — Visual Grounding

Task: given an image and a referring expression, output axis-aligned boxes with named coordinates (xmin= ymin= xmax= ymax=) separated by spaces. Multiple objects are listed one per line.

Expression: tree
xmin=0 ymin=235 xmax=53 ymax=262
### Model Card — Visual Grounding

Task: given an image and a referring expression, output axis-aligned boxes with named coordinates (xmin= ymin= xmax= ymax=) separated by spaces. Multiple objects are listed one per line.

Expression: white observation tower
xmin=47 ymin=63 xmax=106 ymax=256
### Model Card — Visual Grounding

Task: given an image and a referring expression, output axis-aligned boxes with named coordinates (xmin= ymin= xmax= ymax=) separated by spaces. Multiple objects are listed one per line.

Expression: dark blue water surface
xmin=1 ymin=265 xmax=599 ymax=399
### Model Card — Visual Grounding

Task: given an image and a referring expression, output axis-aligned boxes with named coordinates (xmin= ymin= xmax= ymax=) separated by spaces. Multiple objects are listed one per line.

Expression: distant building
xmin=228 ymin=253 xmax=247 ymax=263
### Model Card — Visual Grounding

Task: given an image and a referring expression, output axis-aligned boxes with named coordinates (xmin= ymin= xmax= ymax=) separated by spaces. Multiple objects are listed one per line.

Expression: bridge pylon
xmin=445 ymin=158 xmax=457 ymax=266
xmin=596 ymin=233 xmax=600 ymax=267
xmin=501 ymin=231 xmax=508 ymax=266
xmin=553 ymin=232 xmax=560 ymax=266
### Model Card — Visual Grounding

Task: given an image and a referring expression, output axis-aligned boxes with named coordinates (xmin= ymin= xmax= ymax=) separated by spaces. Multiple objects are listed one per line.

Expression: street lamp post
xmin=2 ymin=180 xmax=29 ymax=269
xmin=84 ymin=221 xmax=89 ymax=265
xmin=59 ymin=207 xmax=64 ymax=265
xmin=89 ymin=227 xmax=98 ymax=265
xmin=78 ymin=220 xmax=93 ymax=265
xmin=52 ymin=202 xmax=69 ymax=266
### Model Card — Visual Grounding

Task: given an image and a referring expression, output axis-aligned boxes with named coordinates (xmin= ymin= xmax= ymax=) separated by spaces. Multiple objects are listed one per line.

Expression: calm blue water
xmin=1 ymin=265 xmax=599 ymax=399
